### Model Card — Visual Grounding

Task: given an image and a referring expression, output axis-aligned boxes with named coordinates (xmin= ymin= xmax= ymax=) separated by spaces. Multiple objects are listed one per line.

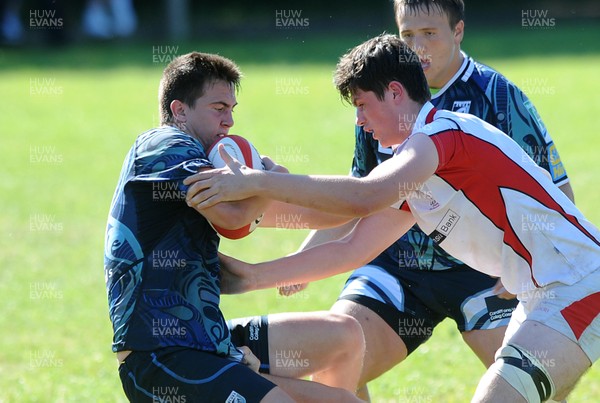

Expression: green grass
xmin=1 ymin=23 xmax=599 ymax=402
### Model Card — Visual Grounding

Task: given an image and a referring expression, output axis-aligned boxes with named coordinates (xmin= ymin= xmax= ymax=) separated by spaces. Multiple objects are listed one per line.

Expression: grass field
xmin=1 ymin=22 xmax=599 ymax=402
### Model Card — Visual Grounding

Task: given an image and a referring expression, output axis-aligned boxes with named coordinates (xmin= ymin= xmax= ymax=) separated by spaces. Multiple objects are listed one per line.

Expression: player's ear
xmin=389 ymin=81 xmax=404 ymax=103
xmin=170 ymin=100 xmax=187 ymax=123
xmin=453 ymin=20 xmax=464 ymax=45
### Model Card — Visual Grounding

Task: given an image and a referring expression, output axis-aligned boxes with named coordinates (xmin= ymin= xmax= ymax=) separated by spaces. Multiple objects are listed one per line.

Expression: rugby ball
xmin=208 ymin=135 xmax=264 ymax=170
xmin=206 ymin=135 xmax=264 ymax=240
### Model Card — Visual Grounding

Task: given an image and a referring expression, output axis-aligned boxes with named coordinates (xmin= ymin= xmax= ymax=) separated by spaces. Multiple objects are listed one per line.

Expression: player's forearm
xmin=253 ymin=171 xmax=390 ymax=217
xmin=260 ymin=201 xmax=353 ymax=229
xmin=296 ymin=220 xmax=359 ymax=252
xmin=200 ymin=196 xmax=269 ymax=230
xmin=250 ymin=238 xmax=368 ymax=290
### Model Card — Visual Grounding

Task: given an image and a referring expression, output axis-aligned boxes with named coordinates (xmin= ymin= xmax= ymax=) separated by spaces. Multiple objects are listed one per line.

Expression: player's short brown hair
xmin=334 ymin=34 xmax=431 ymax=105
xmin=158 ymin=52 xmax=242 ymax=125
xmin=394 ymin=0 xmax=465 ymax=31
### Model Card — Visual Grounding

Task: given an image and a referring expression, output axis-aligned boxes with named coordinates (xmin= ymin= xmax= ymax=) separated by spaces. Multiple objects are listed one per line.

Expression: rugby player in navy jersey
xmin=278 ymin=0 xmax=574 ymax=399
xmin=184 ymin=34 xmax=599 ymax=403
xmin=104 ymin=51 xmax=364 ymax=402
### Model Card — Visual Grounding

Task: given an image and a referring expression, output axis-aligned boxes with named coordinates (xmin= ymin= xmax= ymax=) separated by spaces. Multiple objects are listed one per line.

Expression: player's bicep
xmin=364 ymin=133 xmax=439 ymax=205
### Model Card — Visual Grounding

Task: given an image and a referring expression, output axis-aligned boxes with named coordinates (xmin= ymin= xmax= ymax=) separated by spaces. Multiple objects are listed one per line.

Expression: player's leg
xmin=330 ymin=299 xmax=409 ymax=401
xmin=263 ymin=374 xmax=363 ymax=402
xmin=327 ymin=263 xmax=443 ymax=400
xmin=229 ymin=311 xmax=365 ymax=392
xmin=429 ymin=265 xmax=518 ymax=368
xmin=472 ymin=320 xmax=591 ymax=402
xmin=462 ymin=326 xmax=508 ymax=367
xmin=473 ymin=270 xmax=600 ymax=402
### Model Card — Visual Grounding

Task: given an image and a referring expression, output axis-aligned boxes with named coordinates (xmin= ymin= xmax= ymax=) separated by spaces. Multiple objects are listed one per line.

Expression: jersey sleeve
xmin=351 ymin=125 xmax=395 ymax=178
xmin=351 ymin=125 xmax=378 ymax=178
xmin=487 ymin=75 xmax=569 ymax=186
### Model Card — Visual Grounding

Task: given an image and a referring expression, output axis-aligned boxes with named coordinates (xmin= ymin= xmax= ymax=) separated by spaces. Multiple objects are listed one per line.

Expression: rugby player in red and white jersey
xmin=184 ymin=35 xmax=600 ymax=402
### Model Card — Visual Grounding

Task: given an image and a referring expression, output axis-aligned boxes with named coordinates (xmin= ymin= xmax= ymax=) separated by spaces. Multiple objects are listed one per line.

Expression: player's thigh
xmin=229 ymin=312 xmax=364 ymax=378
xmin=331 ymin=299 xmax=408 ymax=382
xmin=260 ymin=386 xmax=294 ymax=403
xmin=266 ymin=311 xmax=364 ymax=378
xmin=462 ymin=326 xmax=508 ymax=368
xmin=504 ymin=320 xmax=590 ymax=400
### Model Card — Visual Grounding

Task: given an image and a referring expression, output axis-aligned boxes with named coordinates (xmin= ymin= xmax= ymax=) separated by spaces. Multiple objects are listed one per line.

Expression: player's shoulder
xmin=469 ymin=56 xmax=526 ymax=96
xmin=136 ymin=126 xmax=205 ymax=157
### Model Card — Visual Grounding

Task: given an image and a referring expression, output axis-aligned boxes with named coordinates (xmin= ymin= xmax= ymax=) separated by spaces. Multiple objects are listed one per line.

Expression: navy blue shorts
xmin=118 ymin=346 xmax=276 ymax=402
xmin=339 ymin=255 xmax=518 ymax=354
xmin=228 ymin=315 xmax=271 ymax=374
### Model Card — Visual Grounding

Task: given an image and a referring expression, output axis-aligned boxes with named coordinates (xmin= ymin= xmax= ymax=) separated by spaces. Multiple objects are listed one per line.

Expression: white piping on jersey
xmin=431 ymin=51 xmax=473 ymax=100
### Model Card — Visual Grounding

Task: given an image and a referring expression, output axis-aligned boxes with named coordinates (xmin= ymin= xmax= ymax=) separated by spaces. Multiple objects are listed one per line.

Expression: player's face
xmin=353 ymin=88 xmax=405 ymax=147
xmin=183 ymin=80 xmax=237 ymax=151
xmin=397 ymin=8 xmax=464 ymax=89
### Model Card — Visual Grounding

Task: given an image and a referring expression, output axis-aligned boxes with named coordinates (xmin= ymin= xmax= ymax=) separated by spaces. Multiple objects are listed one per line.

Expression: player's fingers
xmin=185 ymin=179 xmax=214 ymax=203
xmin=219 ymin=144 xmax=243 ymax=171
xmin=187 ymin=189 xmax=221 ymax=210
xmin=262 ymin=155 xmax=289 ymax=173
xmin=183 ymin=170 xmax=219 ymax=186
xmin=238 ymin=346 xmax=260 ymax=373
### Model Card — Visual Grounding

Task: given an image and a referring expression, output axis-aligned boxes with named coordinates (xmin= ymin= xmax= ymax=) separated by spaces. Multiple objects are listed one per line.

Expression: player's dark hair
xmin=334 ymin=34 xmax=430 ymax=104
xmin=394 ymin=0 xmax=465 ymax=30
xmin=158 ymin=52 xmax=242 ymax=125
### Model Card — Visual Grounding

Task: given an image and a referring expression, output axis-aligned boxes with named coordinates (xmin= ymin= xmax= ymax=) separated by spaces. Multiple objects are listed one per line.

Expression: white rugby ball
xmin=206 ymin=134 xmax=264 ymax=240
xmin=207 ymin=135 xmax=264 ymax=170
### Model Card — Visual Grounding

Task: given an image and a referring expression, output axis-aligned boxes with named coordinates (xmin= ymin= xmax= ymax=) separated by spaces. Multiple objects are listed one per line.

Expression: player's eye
xmin=401 ymin=32 xmax=413 ymax=39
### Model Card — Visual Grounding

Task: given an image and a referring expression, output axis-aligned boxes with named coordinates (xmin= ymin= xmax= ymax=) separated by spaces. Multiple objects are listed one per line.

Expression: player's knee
xmin=326 ymin=312 xmax=365 ymax=358
xmin=490 ymin=343 xmax=555 ymax=402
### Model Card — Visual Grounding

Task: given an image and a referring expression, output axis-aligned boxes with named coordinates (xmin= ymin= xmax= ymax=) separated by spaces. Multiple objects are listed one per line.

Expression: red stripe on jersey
xmin=425 ymin=107 xmax=437 ymax=124
xmin=561 ymin=292 xmax=600 ymax=340
xmin=399 ymin=200 xmax=411 ymax=212
xmin=430 ymin=129 xmax=599 ymax=286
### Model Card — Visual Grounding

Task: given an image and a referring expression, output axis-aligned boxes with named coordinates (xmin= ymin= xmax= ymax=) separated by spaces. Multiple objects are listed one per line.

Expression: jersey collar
xmin=411 ymin=102 xmax=437 ymax=137
xmin=431 ymin=51 xmax=473 ymax=99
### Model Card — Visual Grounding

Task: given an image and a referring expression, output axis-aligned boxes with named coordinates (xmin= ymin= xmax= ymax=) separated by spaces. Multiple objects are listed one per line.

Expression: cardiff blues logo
xmin=452 ymin=100 xmax=471 ymax=113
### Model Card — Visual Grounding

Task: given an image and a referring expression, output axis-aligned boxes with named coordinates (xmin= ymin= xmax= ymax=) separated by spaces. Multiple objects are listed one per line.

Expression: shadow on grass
xmin=0 ymin=21 xmax=598 ymax=71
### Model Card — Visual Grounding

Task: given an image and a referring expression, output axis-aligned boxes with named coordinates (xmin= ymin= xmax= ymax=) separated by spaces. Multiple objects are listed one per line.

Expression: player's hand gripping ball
xmin=206 ymin=135 xmax=265 ymax=239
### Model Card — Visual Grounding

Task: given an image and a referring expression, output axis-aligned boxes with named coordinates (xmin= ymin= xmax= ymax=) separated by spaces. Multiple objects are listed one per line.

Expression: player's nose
xmin=356 ymin=109 xmax=366 ymax=127
xmin=222 ymin=111 xmax=234 ymax=128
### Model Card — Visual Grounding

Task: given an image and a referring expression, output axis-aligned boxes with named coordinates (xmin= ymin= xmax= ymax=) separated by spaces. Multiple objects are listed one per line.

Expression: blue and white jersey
xmin=105 ymin=126 xmax=237 ymax=357
xmin=352 ymin=53 xmax=569 ymax=270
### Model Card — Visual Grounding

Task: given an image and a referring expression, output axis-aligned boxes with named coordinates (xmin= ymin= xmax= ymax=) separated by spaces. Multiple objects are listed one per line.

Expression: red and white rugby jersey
xmin=394 ymin=102 xmax=600 ymax=296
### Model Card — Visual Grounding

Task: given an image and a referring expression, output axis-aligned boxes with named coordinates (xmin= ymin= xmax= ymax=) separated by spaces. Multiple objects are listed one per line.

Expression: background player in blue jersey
xmin=277 ymin=0 xmax=575 ymax=400
xmin=104 ymin=51 xmax=364 ymax=402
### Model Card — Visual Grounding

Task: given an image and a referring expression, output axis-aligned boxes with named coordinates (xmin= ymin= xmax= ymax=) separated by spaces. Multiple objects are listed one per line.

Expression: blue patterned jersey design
xmin=352 ymin=54 xmax=569 ymax=270
xmin=105 ymin=126 xmax=235 ymax=356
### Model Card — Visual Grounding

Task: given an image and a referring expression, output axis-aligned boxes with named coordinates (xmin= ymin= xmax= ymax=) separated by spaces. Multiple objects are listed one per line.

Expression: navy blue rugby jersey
xmin=352 ymin=53 xmax=569 ymax=271
xmin=104 ymin=126 xmax=237 ymax=356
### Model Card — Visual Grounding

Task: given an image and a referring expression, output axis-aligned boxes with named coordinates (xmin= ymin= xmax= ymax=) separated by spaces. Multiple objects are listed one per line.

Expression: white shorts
xmin=505 ymin=268 xmax=600 ymax=363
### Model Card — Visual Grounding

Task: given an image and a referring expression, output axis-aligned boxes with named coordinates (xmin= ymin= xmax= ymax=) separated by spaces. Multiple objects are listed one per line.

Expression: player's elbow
xmin=197 ymin=204 xmax=248 ymax=230
xmin=346 ymin=197 xmax=384 ymax=217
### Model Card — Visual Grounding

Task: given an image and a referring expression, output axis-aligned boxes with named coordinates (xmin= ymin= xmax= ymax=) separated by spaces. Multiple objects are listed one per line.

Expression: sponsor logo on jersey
xmin=547 ymin=143 xmax=566 ymax=181
xmin=451 ymin=100 xmax=471 ymax=113
xmin=226 ymin=391 xmax=246 ymax=403
xmin=524 ymin=99 xmax=548 ymax=134
xmin=430 ymin=209 xmax=460 ymax=244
